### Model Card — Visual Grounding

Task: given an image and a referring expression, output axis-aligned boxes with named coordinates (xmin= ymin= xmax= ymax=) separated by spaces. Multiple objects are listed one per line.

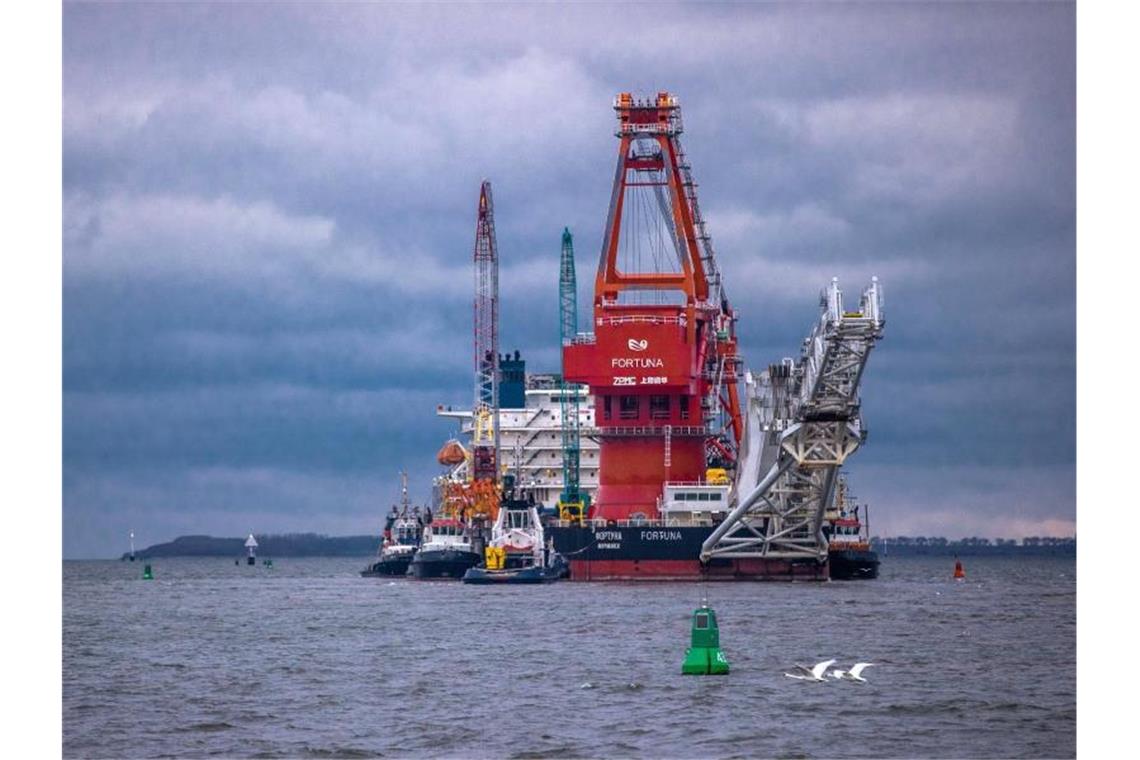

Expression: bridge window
xmin=649 ymin=395 xmax=670 ymax=420
xmin=679 ymin=396 xmax=690 ymax=421
xmin=603 ymin=396 xmax=612 ymax=421
xmin=619 ymin=395 xmax=639 ymax=420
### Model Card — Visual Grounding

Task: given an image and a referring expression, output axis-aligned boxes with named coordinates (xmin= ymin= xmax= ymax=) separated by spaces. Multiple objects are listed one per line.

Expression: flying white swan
xmin=829 ymin=663 xmax=874 ymax=682
xmin=784 ymin=659 xmax=836 ymax=681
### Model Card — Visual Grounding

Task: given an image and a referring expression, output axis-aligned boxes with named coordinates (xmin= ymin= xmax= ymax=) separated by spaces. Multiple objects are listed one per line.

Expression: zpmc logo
xmin=628 ymin=338 xmax=649 ymax=352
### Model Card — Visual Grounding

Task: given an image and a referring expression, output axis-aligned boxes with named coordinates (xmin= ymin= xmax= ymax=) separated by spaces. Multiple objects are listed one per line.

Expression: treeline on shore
xmin=870 ymin=536 xmax=1075 ymax=556
xmin=124 ymin=533 xmax=378 ymax=559
xmin=125 ymin=532 xmax=1077 ymax=559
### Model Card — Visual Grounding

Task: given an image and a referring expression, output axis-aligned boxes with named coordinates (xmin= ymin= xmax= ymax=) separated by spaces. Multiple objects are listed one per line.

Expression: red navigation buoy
xmin=953 ymin=559 xmax=965 ymax=579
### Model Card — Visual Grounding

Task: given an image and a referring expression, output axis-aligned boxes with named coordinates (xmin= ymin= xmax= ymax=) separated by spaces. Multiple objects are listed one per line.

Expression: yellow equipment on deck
xmin=484 ymin=546 xmax=507 ymax=570
xmin=705 ymin=468 xmax=729 ymax=485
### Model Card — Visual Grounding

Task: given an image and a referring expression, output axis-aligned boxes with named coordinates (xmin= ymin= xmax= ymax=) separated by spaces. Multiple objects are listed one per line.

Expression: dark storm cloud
xmin=63 ymin=2 xmax=1074 ymax=557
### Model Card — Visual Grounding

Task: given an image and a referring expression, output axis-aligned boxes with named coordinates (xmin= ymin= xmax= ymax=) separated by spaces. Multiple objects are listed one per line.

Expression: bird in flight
xmin=829 ymin=663 xmax=875 ymax=682
xmin=784 ymin=659 xmax=836 ymax=681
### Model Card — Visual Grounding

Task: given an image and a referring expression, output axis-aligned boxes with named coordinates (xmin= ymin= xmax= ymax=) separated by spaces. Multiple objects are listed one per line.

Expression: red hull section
xmin=568 ymin=558 xmax=829 ymax=582
xmin=595 ymin=437 xmax=705 ymax=517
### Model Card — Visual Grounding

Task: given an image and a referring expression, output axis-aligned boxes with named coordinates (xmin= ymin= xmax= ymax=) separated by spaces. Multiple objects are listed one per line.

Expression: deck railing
xmin=549 ymin=517 xmax=714 ymax=529
xmin=596 ymin=424 xmax=707 ymax=437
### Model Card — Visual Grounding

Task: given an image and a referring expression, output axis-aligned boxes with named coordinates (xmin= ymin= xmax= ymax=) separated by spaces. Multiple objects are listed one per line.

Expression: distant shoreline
xmin=118 ymin=533 xmax=378 ymax=560
xmin=871 ymin=538 xmax=1075 ymax=557
xmin=109 ymin=532 xmax=1076 ymax=561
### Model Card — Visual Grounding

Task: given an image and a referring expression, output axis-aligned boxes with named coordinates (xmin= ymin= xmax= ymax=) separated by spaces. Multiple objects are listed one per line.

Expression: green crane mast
xmin=558 ymin=228 xmax=589 ymax=520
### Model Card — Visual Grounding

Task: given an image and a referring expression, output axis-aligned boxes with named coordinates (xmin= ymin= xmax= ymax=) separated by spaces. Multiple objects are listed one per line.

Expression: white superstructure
xmin=490 ymin=499 xmax=545 ymax=567
xmin=436 ymin=374 xmax=600 ymax=509
xmin=419 ymin=520 xmax=474 ymax=553
xmin=659 ymin=481 xmax=734 ymax=526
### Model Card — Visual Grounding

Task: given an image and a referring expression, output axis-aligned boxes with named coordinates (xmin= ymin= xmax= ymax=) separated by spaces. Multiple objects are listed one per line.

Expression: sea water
xmin=63 ymin=555 xmax=1075 ymax=758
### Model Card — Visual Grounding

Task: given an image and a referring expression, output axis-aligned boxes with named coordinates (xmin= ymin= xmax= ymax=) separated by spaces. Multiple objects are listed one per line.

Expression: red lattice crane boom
xmin=441 ymin=181 xmax=502 ymax=524
xmin=471 ymin=180 xmax=500 ymax=484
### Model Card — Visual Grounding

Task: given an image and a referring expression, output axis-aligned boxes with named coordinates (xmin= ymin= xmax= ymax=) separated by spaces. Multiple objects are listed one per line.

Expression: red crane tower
xmin=562 ymin=92 xmax=743 ymax=522
xmin=471 ymin=180 xmax=500 ymax=485
xmin=441 ymin=181 xmax=502 ymax=525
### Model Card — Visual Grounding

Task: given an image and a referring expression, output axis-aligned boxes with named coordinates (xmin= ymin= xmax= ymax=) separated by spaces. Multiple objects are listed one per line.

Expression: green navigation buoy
xmin=681 ymin=602 xmax=730 ymax=675
xmin=142 ymin=564 xmax=154 ymax=580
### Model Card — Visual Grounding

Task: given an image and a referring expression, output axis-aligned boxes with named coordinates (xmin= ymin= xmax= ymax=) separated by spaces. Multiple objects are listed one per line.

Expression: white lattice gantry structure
xmin=701 ymin=277 xmax=885 ymax=562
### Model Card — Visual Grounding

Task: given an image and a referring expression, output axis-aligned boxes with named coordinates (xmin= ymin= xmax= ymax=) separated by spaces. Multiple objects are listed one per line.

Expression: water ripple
xmin=64 ymin=556 xmax=1075 ymax=759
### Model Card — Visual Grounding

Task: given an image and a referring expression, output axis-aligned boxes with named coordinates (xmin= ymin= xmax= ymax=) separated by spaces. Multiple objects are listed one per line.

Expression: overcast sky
xmin=62 ymin=2 xmax=1074 ymax=558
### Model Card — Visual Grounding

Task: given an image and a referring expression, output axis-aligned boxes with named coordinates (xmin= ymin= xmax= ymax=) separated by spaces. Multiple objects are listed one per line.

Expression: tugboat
xmin=824 ymin=476 xmax=880 ymax=580
xmin=463 ymin=477 xmax=566 ymax=584
xmin=407 ymin=514 xmax=481 ymax=580
xmin=361 ymin=472 xmax=424 ymax=578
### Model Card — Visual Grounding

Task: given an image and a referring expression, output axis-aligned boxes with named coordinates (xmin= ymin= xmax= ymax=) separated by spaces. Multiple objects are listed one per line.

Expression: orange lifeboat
xmin=437 ymin=439 xmax=467 ymax=466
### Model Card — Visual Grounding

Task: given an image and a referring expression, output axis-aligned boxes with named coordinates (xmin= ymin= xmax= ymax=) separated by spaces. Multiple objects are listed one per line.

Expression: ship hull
xmin=407 ymin=548 xmax=481 ymax=580
xmin=546 ymin=525 xmax=828 ymax=581
xmin=461 ymin=565 xmax=560 ymax=585
xmin=828 ymin=548 xmax=880 ymax=580
xmin=360 ymin=554 xmax=414 ymax=577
